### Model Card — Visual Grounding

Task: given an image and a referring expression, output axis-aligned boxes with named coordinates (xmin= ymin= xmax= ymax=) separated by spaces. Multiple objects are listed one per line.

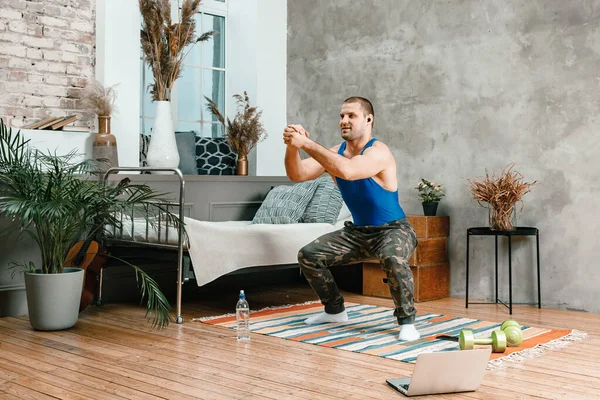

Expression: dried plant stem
xmin=82 ymin=79 xmax=118 ymax=117
xmin=139 ymin=0 xmax=217 ymax=101
xmin=468 ymin=163 xmax=536 ymax=231
xmin=204 ymin=92 xmax=267 ymax=157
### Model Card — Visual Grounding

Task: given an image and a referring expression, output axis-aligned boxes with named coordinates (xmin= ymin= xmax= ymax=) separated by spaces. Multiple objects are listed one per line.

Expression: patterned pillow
xmin=301 ymin=177 xmax=343 ymax=224
xmin=139 ymin=134 xmax=151 ymax=167
xmin=252 ymin=180 xmax=320 ymax=224
xmin=139 ymin=134 xmax=151 ymax=174
xmin=196 ymin=137 xmax=236 ymax=175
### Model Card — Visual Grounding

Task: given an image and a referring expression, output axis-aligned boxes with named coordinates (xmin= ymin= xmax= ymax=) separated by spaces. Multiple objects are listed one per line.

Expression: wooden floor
xmin=1 ymin=283 xmax=599 ymax=400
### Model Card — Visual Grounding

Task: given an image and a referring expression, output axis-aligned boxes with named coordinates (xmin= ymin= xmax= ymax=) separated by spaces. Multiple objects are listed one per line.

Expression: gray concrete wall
xmin=287 ymin=0 xmax=600 ymax=312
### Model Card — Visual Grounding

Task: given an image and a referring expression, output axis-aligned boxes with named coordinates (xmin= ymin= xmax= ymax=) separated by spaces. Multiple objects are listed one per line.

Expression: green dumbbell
xmin=459 ymin=329 xmax=507 ymax=353
xmin=500 ymin=319 xmax=523 ymax=347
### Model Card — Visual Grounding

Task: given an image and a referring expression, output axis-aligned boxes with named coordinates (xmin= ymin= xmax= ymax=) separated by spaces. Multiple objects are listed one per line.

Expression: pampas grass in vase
xmin=139 ymin=0 xmax=217 ymax=170
xmin=468 ymin=163 xmax=536 ymax=231
xmin=204 ymin=92 xmax=267 ymax=175
xmin=139 ymin=0 xmax=217 ymax=101
xmin=82 ymin=79 xmax=119 ymax=173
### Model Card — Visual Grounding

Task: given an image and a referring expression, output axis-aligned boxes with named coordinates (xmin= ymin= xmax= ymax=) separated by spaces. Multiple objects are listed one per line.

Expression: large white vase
xmin=146 ymin=101 xmax=180 ymax=171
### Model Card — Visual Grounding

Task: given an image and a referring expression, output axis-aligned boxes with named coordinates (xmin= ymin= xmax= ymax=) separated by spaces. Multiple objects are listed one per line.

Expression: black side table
xmin=465 ymin=227 xmax=541 ymax=314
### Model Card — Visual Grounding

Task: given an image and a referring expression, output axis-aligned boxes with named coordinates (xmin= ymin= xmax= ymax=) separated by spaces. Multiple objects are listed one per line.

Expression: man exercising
xmin=283 ymin=96 xmax=420 ymax=341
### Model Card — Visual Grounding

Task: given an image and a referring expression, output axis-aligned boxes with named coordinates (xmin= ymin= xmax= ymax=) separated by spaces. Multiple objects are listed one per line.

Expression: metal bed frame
xmin=101 ymin=167 xmax=188 ymax=323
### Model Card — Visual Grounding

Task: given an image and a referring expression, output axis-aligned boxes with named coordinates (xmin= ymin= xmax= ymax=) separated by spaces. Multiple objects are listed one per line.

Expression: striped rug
xmin=200 ymin=302 xmax=585 ymax=367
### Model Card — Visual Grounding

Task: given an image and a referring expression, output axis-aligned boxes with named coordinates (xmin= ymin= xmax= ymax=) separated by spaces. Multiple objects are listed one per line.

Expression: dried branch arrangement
xmin=468 ymin=163 xmax=536 ymax=231
xmin=81 ymin=79 xmax=118 ymax=117
xmin=205 ymin=92 xmax=267 ymax=158
xmin=139 ymin=0 xmax=217 ymax=101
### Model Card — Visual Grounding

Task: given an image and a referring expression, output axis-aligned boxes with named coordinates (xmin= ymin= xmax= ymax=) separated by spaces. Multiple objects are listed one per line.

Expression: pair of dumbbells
xmin=459 ymin=319 xmax=523 ymax=353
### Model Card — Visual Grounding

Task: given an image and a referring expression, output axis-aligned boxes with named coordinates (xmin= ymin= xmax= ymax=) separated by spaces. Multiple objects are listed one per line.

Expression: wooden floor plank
xmin=0 ymin=284 xmax=598 ymax=399
xmin=0 ymin=381 xmax=59 ymax=400
xmin=0 ymin=327 xmax=246 ymax=400
xmin=82 ymin=314 xmax=409 ymax=376
xmin=69 ymin=312 xmax=412 ymax=382
xmin=0 ymin=392 xmax=24 ymax=400
xmin=3 ymin=318 xmax=377 ymax=400
xmin=10 ymin=377 xmax=96 ymax=400
xmin=0 ymin=337 xmax=167 ymax=400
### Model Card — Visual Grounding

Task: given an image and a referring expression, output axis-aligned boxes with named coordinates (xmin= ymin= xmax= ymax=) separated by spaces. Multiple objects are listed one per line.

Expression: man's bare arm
xmin=302 ymin=141 xmax=391 ymax=181
xmin=284 ymin=145 xmax=326 ymax=182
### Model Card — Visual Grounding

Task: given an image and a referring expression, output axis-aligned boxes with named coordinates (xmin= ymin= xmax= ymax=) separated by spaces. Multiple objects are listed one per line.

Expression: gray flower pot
xmin=24 ymin=268 xmax=84 ymax=331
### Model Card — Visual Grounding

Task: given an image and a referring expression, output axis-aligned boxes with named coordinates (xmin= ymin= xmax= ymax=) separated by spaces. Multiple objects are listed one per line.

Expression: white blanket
xmin=184 ymin=217 xmax=350 ymax=286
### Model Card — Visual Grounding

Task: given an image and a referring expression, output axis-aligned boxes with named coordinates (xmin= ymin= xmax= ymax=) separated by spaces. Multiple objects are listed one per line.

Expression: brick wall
xmin=0 ymin=0 xmax=96 ymax=128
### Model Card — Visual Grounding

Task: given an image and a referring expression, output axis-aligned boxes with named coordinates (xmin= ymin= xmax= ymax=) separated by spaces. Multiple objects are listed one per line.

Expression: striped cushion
xmin=252 ymin=180 xmax=319 ymax=224
xmin=301 ymin=177 xmax=343 ymax=224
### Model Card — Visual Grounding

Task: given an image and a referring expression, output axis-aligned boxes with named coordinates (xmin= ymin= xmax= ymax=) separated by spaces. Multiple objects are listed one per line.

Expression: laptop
xmin=386 ymin=348 xmax=491 ymax=397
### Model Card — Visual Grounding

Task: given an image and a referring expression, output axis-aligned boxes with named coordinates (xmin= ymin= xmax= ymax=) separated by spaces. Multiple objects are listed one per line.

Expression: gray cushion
xmin=139 ymin=133 xmax=198 ymax=175
xmin=175 ymin=131 xmax=199 ymax=175
xmin=252 ymin=180 xmax=320 ymax=224
xmin=301 ymin=177 xmax=343 ymax=224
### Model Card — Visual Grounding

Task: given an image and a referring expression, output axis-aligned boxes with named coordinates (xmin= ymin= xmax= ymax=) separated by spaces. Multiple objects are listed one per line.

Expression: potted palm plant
xmin=0 ymin=118 xmax=180 ymax=330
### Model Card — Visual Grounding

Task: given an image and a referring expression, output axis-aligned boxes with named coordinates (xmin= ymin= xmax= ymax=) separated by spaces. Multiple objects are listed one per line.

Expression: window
xmin=140 ymin=0 xmax=227 ymax=138
xmin=176 ymin=12 xmax=226 ymax=138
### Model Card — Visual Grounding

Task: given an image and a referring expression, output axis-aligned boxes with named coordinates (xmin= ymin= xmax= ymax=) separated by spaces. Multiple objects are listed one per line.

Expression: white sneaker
xmin=304 ymin=310 xmax=349 ymax=325
xmin=398 ymin=324 xmax=420 ymax=341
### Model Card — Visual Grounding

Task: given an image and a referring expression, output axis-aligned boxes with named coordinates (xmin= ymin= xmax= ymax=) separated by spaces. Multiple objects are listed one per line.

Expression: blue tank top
xmin=336 ymin=138 xmax=406 ymax=226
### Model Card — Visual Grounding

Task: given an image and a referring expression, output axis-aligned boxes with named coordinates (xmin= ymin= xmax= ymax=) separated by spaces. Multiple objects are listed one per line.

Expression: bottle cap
xmin=239 ymin=290 xmax=245 ymax=299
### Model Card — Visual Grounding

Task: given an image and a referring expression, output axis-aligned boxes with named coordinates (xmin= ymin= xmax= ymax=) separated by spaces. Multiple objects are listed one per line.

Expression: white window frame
xmin=140 ymin=0 xmax=228 ymax=138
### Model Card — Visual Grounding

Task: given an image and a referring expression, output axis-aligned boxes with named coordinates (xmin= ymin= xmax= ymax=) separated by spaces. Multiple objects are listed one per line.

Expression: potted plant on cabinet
xmin=416 ymin=178 xmax=445 ymax=216
xmin=0 ymin=118 xmax=180 ymax=330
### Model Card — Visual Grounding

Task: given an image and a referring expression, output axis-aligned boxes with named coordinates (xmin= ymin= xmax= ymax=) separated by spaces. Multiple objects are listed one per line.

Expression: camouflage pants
xmin=298 ymin=219 xmax=418 ymax=325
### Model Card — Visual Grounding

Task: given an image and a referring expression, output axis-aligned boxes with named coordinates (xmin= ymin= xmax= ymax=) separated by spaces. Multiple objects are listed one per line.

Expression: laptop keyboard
xmin=401 ymin=384 xmax=410 ymax=391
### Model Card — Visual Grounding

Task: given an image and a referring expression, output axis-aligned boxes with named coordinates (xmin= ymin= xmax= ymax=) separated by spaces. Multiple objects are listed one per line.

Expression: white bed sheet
xmin=184 ymin=217 xmax=350 ymax=286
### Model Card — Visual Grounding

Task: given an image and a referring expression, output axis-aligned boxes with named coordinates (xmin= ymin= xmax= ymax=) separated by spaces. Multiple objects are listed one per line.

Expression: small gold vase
xmin=93 ymin=116 xmax=119 ymax=173
xmin=236 ymin=154 xmax=248 ymax=176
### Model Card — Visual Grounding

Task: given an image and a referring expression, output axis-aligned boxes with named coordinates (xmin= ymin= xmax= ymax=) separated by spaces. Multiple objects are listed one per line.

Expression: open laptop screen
xmin=386 ymin=348 xmax=491 ymax=396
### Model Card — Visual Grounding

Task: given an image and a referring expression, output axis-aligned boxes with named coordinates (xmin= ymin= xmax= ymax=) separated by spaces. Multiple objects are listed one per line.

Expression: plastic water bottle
xmin=236 ymin=290 xmax=250 ymax=341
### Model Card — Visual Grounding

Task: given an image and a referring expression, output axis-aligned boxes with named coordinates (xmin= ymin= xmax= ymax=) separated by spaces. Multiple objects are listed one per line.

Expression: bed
xmin=101 ymin=167 xmax=350 ymax=323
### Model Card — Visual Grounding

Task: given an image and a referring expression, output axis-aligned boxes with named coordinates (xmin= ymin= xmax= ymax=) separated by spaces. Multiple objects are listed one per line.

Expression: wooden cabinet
xmin=362 ymin=215 xmax=450 ymax=302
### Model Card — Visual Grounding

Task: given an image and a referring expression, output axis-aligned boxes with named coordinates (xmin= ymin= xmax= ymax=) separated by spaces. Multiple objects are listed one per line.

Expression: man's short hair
xmin=343 ymin=96 xmax=374 ymax=127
